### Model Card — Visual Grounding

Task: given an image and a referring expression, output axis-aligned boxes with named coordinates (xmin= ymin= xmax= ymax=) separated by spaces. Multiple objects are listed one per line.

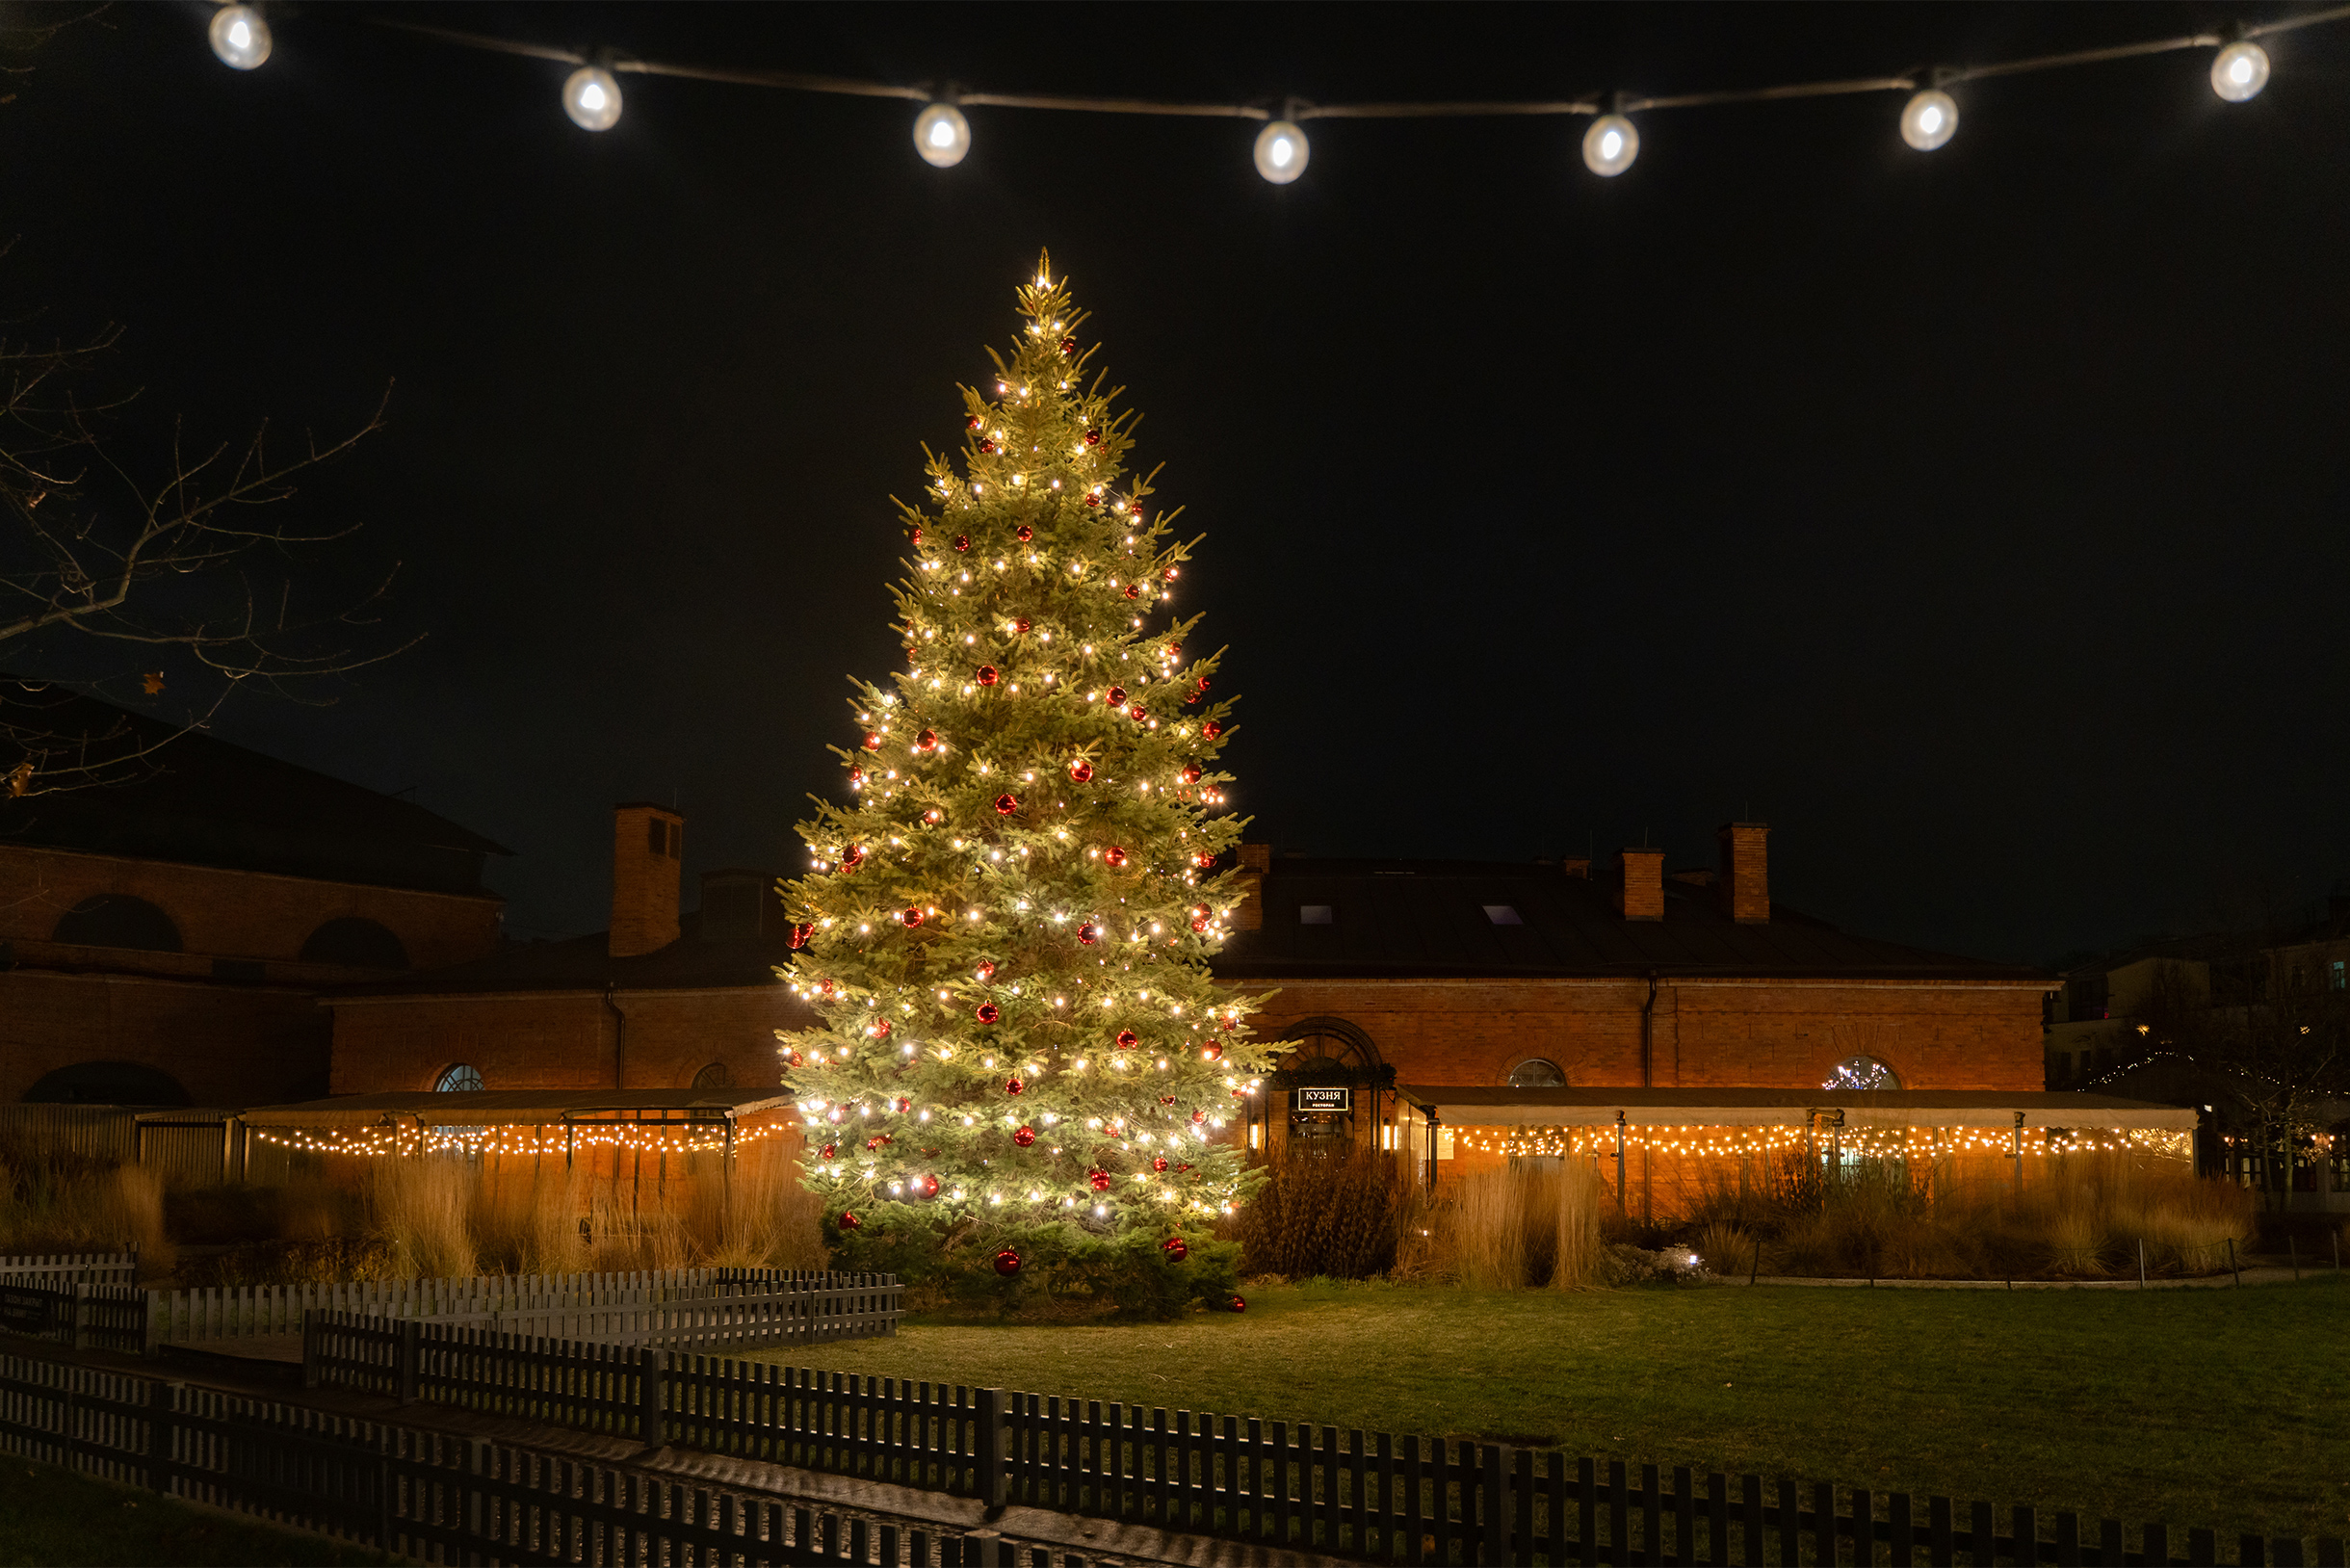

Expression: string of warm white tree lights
xmin=198 ymin=5 xmax=2349 ymax=182
xmin=1457 ymin=1124 xmax=2195 ymax=1161
xmin=249 ymin=1119 xmax=793 ymax=1159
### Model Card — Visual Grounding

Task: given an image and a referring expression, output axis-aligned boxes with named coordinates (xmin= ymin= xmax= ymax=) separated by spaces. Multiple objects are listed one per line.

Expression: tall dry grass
xmin=1240 ymin=1149 xmax=1405 ymax=1279
xmin=366 ymin=1157 xmax=478 ymax=1278
xmin=0 ymin=1142 xmax=175 ymax=1276
xmin=1445 ymin=1160 xmax=1608 ymax=1289
xmin=702 ymin=1142 xmax=829 ymax=1271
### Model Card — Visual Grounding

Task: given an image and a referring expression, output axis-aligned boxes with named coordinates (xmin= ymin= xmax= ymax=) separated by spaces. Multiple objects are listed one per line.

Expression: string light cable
xmin=196 ymin=5 xmax=2350 ymax=178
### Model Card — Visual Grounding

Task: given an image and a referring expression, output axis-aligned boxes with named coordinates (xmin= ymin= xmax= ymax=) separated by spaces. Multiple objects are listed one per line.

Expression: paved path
xmin=1729 ymin=1264 xmax=2337 ymax=1290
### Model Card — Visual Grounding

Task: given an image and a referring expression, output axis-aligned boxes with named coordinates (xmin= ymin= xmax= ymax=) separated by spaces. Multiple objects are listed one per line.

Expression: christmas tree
xmin=776 ymin=255 xmax=1273 ymax=1313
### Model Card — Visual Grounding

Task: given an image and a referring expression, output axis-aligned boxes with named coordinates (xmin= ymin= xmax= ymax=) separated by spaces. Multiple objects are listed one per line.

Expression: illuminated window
xmin=2332 ymin=960 xmax=2345 ymax=992
xmin=1823 ymin=1056 xmax=1900 ymax=1091
xmin=1508 ymin=1058 xmax=1566 ymax=1088
xmin=433 ymin=1063 xmax=483 ymax=1094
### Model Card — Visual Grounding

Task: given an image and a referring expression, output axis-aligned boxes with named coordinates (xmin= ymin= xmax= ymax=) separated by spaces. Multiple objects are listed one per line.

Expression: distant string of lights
xmin=248 ymin=1118 xmax=793 ymax=1160
xmin=1457 ymin=1123 xmax=2195 ymax=1162
xmin=195 ymin=5 xmax=2350 ymax=184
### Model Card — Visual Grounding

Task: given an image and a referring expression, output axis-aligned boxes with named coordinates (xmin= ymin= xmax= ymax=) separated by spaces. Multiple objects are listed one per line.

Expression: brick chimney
xmin=1616 ymin=848 xmax=1665 ymax=922
xmin=1717 ymin=822 xmax=1769 ymax=924
xmin=1560 ymin=856 xmax=1592 ymax=880
xmin=611 ymin=803 xmax=684 ymax=957
xmin=1232 ymin=842 xmax=1271 ymax=931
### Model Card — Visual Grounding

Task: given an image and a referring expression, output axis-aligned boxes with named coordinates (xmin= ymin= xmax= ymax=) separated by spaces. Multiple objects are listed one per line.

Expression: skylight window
xmin=1298 ymin=904 xmax=1334 ymax=926
xmin=1483 ymin=904 xmax=1524 ymax=926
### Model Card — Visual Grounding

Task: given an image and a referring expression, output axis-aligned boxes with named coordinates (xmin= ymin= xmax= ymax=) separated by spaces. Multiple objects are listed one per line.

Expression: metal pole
xmin=1615 ymin=1113 xmax=1628 ymax=1214
xmin=2138 ymin=1239 xmax=2147 ymax=1289
xmin=2228 ymin=1237 xmax=2241 ymax=1287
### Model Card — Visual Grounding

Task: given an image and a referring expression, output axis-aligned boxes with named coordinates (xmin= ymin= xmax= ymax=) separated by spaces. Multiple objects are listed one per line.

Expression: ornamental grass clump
xmin=366 ymin=1156 xmax=477 ymax=1279
xmin=1446 ymin=1161 xmax=1607 ymax=1290
xmin=1239 ymin=1149 xmax=1402 ymax=1279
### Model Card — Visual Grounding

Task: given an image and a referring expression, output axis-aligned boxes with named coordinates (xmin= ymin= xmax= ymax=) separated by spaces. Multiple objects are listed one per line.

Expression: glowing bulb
xmin=1899 ymin=90 xmax=1958 ymax=151
xmin=2210 ymin=41 xmax=2269 ymax=102
xmin=563 ymin=67 xmax=622 ymax=131
xmin=915 ymin=103 xmax=971 ymax=168
xmin=1582 ymin=115 xmax=1639 ymax=177
xmin=208 ymin=5 xmax=271 ymax=69
xmin=1253 ymin=120 xmax=1310 ymax=184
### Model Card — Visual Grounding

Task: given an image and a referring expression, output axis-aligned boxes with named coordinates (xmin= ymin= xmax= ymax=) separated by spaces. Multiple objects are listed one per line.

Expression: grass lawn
xmin=0 ymin=1455 xmax=390 ymax=1567
xmin=746 ymin=1277 xmax=2350 ymax=1543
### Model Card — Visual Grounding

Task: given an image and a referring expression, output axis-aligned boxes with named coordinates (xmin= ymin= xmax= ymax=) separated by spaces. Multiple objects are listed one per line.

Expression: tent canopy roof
xmin=227 ymin=1088 xmax=796 ymax=1128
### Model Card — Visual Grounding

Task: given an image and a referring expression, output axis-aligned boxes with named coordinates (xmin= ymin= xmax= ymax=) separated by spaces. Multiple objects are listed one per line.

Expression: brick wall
xmin=0 ymin=844 xmax=502 ymax=970
xmin=0 ymin=969 xmax=330 ymax=1105
xmin=327 ymin=986 xmax=812 ymax=1095
xmin=1232 ymin=976 xmax=2047 ymax=1092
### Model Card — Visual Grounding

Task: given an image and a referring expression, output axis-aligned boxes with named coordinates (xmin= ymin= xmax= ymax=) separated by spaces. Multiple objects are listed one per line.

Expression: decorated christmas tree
xmin=776 ymin=256 xmax=1275 ymax=1314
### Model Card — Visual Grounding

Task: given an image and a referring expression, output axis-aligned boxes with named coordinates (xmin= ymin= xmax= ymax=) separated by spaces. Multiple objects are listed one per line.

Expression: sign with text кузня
xmin=1292 ymin=1086 xmax=1351 ymax=1112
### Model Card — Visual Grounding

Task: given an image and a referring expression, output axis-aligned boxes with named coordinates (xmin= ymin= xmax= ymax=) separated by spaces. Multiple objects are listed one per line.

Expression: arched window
xmin=300 ymin=917 xmax=408 ymax=969
xmin=1823 ymin=1056 xmax=1901 ymax=1091
xmin=23 ymin=1060 xmax=191 ymax=1106
xmin=692 ymin=1061 xmax=732 ymax=1090
xmin=52 ymin=895 xmax=181 ymax=953
xmin=1507 ymin=1058 xmax=1567 ymax=1088
xmin=433 ymin=1063 xmax=483 ymax=1093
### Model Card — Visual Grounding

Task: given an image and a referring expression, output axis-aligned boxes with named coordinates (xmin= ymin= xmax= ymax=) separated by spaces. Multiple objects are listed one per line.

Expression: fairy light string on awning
xmin=197 ymin=5 xmax=2350 ymax=180
xmin=1455 ymin=1123 xmax=2195 ymax=1162
xmin=248 ymin=1115 xmax=795 ymax=1160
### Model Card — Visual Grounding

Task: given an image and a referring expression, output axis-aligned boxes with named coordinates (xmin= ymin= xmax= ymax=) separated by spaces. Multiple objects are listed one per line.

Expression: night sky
xmin=9 ymin=4 xmax=2347 ymax=965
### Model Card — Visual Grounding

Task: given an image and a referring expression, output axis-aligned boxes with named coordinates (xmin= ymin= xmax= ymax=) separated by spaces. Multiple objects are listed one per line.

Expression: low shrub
xmin=174 ymin=1237 xmax=399 ymax=1288
xmin=1239 ymin=1150 xmax=1400 ymax=1279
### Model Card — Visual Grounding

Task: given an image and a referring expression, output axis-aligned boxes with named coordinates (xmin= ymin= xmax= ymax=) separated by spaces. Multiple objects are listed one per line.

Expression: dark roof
xmin=326 ymin=907 xmax=818 ymax=1005
xmin=237 ymin=1087 xmax=795 ymax=1125
xmin=2 ymin=683 xmax=508 ymax=896
xmin=1397 ymin=1085 xmax=2195 ymax=1128
xmin=1210 ymin=857 xmax=2049 ymax=982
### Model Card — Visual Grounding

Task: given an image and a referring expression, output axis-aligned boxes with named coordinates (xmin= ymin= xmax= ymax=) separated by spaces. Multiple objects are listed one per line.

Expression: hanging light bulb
xmin=207 ymin=5 xmax=271 ymax=70
xmin=2209 ymin=40 xmax=2270 ymax=102
xmin=1581 ymin=114 xmax=1639 ymax=177
xmin=562 ymin=66 xmax=622 ymax=131
xmin=915 ymin=103 xmax=971 ymax=168
xmin=1899 ymin=89 xmax=1959 ymax=151
xmin=1252 ymin=120 xmax=1309 ymax=184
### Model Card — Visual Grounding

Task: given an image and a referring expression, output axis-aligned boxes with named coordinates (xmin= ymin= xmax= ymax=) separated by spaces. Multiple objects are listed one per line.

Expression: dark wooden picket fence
xmin=0 ymin=1281 xmax=149 ymax=1354
xmin=300 ymin=1314 xmax=2345 ymax=1565
xmin=0 ymin=1347 xmax=1110 ymax=1567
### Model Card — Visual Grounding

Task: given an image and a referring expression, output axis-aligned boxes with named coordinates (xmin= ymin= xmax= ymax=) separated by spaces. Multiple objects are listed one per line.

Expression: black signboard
xmin=1292 ymin=1086 xmax=1351 ymax=1112
xmin=0 ymin=1285 xmax=63 ymax=1337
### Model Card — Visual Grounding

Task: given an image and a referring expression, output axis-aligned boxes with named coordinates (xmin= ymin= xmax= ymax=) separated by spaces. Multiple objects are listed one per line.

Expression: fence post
xmin=69 ymin=1282 xmax=86 ymax=1351
xmin=1482 ymin=1444 xmax=1510 ymax=1566
xmin=975 ymin=1388 xmax=1007 ymax=1512
xmin=147 ymin=1380 xmax=180 ymax=1496
xmin=399 ymin=1320 xmax=421 ymax=1405
xmin=640 ymin=1346 xmax=666 ymax=1448
xmin=301 ymin=1311 xmax=320 ymax=1390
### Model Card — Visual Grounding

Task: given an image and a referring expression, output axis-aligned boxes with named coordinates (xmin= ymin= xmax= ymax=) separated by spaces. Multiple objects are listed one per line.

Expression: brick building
xmin=325 ymin=804 xmax=818 ymax=1098
xmin=1 ymin=688 xmax=507 ymax=1107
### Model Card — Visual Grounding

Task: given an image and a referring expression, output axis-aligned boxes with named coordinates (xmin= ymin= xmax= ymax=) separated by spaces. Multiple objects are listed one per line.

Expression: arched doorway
xmin=23 ymin=1060 xmax=192 ymax=1106
xmin=1270 ymin=1017 xmax=1388 ymax=1160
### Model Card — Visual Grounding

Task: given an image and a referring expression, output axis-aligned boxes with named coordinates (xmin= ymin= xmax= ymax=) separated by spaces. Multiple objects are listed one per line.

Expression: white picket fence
xmin=145 ymin=1266 xmax=822 ymax=1346
xmin=0 ymin=1250 xmax=141 ymax=1289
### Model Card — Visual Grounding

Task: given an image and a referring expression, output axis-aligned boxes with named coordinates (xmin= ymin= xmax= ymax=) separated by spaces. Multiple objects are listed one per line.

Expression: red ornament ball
xmin=861 ymin=733 xmax=882 ymax=751
xmin=1115 ymin=1029 xmax=1138 ymax=1049
xmin=1084 ymin=428 xmax=1102 ymax=446
xmin=1190 ymin=913 xmax=1209 ymax=933
xmin=909 ymin=526 xmax=924 ymax=546
xmin=1106 ymin=685 xmax=1127 ymax=707
xmin=1011 ymin=1125 xmax=1036 ymax=1148
xmin=1167 ymin=641 xmax=1183 ymax=658
xmin=917 ymin=728 xmax=938 ymax=751
xmin=1161 ymin=1235 xmax=1187 ymax=1261
xmin=976 ymin=666 xmax=998 ymax=687
xmin=820 ymin=1142 xmax=835 ymax=1160
xmin=966 ymin=415 xmax=982 ymax=431
xmin=784 ymin=1049 xmax=804 ymax=1068
xmin=838 ymin=1212 xmax=862 ymax=1232
xmin=1124 ymin=584 xmax=1141 ymax=601
xmin=994 ymin=1248 xmax=1023 ymax=1276
xmin=1005 ymin=1077 xmax=1025 ymax=1096
xmin=1228 ymin=1294 xmax=1246 ymax=1314
xmin=1181 ymin=763 xmax=1203 ymax=783
xmin=975 ymin=959 xmax=997 ymax=981
xmin=849 ymin=765 xmax=865 ymax=784
xmin=1058 ymin=335 xmax=1077 ymax=353
xmin=869 ymin=1017 xmax=893 ymax=1038
xmin=1015 ymin=526 xmax=1033 ymax=543
xmin=1084 ymin=492 xmax=1101 ymax=508
xmin=921 ymin=1174 xmax=941 ymax=1197
xmin=1193 ymin=852 xmax=1216 ymax=869
xmin=1013 ymin=616 xmax=1032 ymax=633
xmin=978 ymin=438 xmax=997 ymax=455
xmin=1163 ymin=566 xmax=1178 ymax=582
xmin=1219 ymin=1015 xmax=1237 ymax=1031
xmin=994 ymin=793 xmax=1020 ymax=815
xmin=817 ymin=978 xmax=838 ymax=996
xmin=1068 ymin=759 xmax=1094 ymax=783
xmin=1201 ymin=1042 xmax=1224 ymax=1062
xmin=1200 ymin=720 xmax=1223 ymax=740
xmin=789 ymin=923 xmax=813 ymax=950
xmin=1152 ymin=1157 xmax=1170 ymax=1173
xmin=953 ymin=534 xmax=971 ymax=552
xmin=1077 ymin=923 xmax=1100 ymax=945
xmin=1128 ymin=705 xmax=1147 ymax=722
xmin=1191 ymin=1111 xmax=1208 ymax=1124
xmin=901 ymin=908 xmax=923 ymax=928
xmin=975 ymin=1003 xmax=1001 ymax=1025
xmin=1104 ymin=846 xmax=1129 ymax=869
xmin=839 ymin=846 xmax=865 ymax=872
xmin=1087 ymin=1168 xmax=1112 ymax=1192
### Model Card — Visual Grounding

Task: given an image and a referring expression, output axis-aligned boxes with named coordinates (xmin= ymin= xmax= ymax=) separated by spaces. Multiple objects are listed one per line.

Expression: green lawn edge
xmin=0 ymin=1453 xmax=392 ymax=1567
